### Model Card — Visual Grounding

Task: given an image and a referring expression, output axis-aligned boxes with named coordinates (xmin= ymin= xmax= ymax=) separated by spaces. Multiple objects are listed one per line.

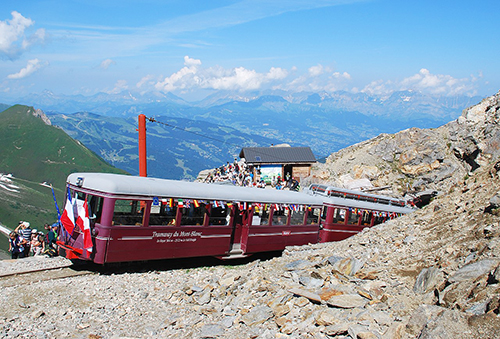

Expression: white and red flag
xmin=76 ymin=198 xmax=93 ymax=250
xmin=60 ymin=188 xmax=76 ymax=235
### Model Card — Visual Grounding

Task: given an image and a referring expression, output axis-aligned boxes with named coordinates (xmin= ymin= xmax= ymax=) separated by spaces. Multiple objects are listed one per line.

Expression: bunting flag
xmin=193 ymin=200 xmax=200 ymax=208
xmin=177 ymin=199 xmax=184 ymax=208
xmin=60 ymin=188 xmax=76 ymax=235
xmin=76 ymin=198 xmax=93 ymax=250
xmin=213 ymin=200 xmax=220 ymax=208
xmin=169 ymin=198 xmax=174 ymax=207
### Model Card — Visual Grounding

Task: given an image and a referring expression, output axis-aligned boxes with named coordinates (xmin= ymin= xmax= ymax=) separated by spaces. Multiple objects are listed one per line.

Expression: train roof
xmin=319 ymin=195 xmax=414 ymax=214
xmin=306 ymin=183 xmax=405 ymax=202
xmin=67 ymin=173 xmax=414 ymax=214
xmin=67 ymin=173 xmax=324 ymax=206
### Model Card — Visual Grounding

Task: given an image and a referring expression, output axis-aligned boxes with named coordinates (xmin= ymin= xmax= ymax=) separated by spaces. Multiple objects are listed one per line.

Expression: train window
xmin=332 ymin=208 xmax=346 ymax=224
xmin=180 ymin=202 xmax=207 ymax=226
xmin=87 ymin=194 xmax=103 ymax=224
xmin=113 ymin=200 xmax=145 ymax=226
xmin=321 ymin=207 xmax=328 ymax=220
xmin=306 ymin=207 xmax=321 ymax=225
xmin=209 ymin=205 xmax=229 ymax=225
xmin=148 ymin=199 xmax=177 ymax=226
xmin=347 ymin=210 xmax=360 ymax=225
xmin=256 ymin=204 xmax=270 ymax=225
xmin=272 ymin=207 xmax=288 ymax=225
xmin=290 ymin=206 xmax=306 ymax=225
xmin=361 ymin=211 xmax=372 ymax=226
xmin=373 ymin=214 xmax=386 ymax=225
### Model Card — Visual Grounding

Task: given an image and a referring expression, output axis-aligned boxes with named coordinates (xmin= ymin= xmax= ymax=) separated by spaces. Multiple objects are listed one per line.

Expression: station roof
xmin=239 ymin=147 xmax=316 ymax=165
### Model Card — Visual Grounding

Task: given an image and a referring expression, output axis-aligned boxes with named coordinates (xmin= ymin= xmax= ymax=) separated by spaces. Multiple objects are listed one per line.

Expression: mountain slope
xmin=0 ymin=105 xmax=127 ymax=228
xmin=309 ymin=91 xmax=500 ymax=199
xmin=47 ymin=112 xmax=282 ymax=180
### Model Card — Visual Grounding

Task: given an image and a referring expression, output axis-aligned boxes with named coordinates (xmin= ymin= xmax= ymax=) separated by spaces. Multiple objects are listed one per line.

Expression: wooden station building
xmin=239 ymin=146 xmax=316 ymax=184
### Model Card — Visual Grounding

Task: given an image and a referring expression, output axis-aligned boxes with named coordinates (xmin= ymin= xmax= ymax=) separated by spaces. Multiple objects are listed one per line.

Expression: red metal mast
xmin=138 ymin=114 xmax=147 ymax=177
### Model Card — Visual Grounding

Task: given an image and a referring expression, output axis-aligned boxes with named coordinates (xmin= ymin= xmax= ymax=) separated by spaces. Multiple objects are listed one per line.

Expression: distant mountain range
xmin=3 ymin=89 xmax=484 ymax=181
xmin=47 ymin=112 xmax=279 ymax=180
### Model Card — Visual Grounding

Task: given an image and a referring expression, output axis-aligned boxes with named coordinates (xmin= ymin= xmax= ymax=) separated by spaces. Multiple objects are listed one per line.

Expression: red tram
xmin=57 ymin=173 xmax=414 ymax=264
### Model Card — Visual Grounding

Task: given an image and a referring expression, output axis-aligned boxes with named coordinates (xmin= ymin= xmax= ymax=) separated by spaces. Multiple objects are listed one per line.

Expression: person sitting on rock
xmin=30 ymin=230 xmax=45 ymax=256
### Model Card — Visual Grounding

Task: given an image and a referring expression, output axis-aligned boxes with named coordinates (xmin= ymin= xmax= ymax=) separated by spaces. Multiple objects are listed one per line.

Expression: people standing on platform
xmin=15 ymin=221 xmax=32 ymax=257
xmin=8 ymin=231 xmax=27 ymax=259
xmin=44 ymin=223 xmax=56 ymax=248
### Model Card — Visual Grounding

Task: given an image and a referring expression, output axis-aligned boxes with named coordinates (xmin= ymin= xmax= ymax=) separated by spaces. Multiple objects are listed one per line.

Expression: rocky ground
xmin=0 ymin=161 xmax=499 ymax=338
xmin=1 ymin=92 xmax=499 ymax=338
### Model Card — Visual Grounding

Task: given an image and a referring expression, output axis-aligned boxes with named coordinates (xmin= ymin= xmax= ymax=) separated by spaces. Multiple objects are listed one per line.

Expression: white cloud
xmin=362 ymin=69 xmax=479 ymax=96
xmin=184 ymin=55 xmax=201 ymax=67
xmin=136 ymin=74 xmax=156 ymax=89
xmin=109 ymin=79 xmax=128 ymax=94
xmin=151 ymin=57 xmax=478 ymax=98
xmin=7 ymin=59 xmax=46 ymax=79
xmin=100 ymin=58 xmax=116 ymax=70
xmin=155 ymin=56 xmax=289 ymax=93
xmin=308 ymin=64 xmax=330 ymax=77
xmin=0 ymin=11 xmax=45 ymax=59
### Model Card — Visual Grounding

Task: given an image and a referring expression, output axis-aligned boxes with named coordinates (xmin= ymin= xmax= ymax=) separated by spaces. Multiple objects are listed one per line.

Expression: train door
xmin=228 ymin=204 xmax=247 ymax=254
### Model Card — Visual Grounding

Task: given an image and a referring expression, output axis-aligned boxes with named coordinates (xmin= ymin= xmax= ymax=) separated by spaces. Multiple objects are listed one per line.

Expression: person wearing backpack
xmin=8 ymin=231 xmax=27 ymax=259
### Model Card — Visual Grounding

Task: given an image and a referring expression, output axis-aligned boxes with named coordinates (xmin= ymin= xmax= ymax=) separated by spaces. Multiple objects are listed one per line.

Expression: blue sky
xmin=0 ymin=0 xmax=498 ymax=102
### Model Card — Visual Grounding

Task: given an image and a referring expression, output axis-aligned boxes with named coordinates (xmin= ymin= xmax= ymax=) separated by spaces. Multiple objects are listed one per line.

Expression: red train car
xmin=57 ymin=173 xmax=414 ymax=264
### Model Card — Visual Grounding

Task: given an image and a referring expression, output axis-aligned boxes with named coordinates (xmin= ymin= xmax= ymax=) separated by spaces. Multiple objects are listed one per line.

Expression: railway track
xmin=0 ymin=261 xmax=95 ymax=288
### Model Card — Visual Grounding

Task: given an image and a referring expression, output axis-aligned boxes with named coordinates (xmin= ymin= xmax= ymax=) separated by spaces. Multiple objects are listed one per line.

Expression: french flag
xmin=76 ymin=198 xmax=93 ymax=250
xmin=60 ymin=188 xmax=75 ymax=235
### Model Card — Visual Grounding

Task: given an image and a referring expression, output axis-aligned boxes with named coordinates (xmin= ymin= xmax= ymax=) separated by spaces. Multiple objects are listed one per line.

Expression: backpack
xmin=43 ymin=247 xmax=57 ymax=257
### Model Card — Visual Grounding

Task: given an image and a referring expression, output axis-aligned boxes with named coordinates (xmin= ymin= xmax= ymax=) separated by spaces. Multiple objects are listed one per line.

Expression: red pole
xmin=138 ymin=114 xmax=147 ymax=177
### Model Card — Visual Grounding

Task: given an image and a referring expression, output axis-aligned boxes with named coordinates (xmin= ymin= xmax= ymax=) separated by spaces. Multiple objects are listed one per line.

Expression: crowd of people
xmin=203 ymin=159 xmax=300 ymax=191
xmin=7 ymin=221 xmax=58 ymax=259
xmin=203 ymin=159 xmax=265 ymax=187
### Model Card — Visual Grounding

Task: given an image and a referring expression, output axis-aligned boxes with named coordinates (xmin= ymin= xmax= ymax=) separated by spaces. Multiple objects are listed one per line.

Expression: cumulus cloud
xmin=108 ymin=79 xmax=128 ymax=94
xmin=100 ymin=58 xmax=116 ymax=70
xmin=136 ymin=74 xmax=156 ymax=89
xmin=308 ymin=64 xmax=330 ymax=77
xmin=363 ymin=69 xmax=479 ymax=96
xmin=151 ymin=57 xmax=478 ymax=97
xmin=0 ymin=11 xmax=45 ymax=59
xmin=155 ymin=55 xmax=290 ymax=93
xmin=283 ymin=64 xmax=351 ymax=92
xmin=7 ymin=59 xmax=46 ymax=79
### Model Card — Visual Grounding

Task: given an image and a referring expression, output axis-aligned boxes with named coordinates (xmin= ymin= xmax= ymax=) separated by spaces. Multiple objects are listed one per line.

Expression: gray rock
xmin=465 ymin=301 xmax=489 ymax=315
xmin=415 ymin=307 xmax=473 ymax=339
xmin=490 ymin=193 xmax=500 ymax=208
xmin=220 ymin=316 xmax=236 ymax=328
xmin=449 ymin=258 xmax=500 ymax=283
xmin=413 ymin=267 xmax=444 ymax=294
xmin=298 ymin=276 xmax=324 ymax=289
xmin=240 ymin=305 xmax=273 ymax=326
xmin=326 ymin=294 xmax=367 ymax=309
xmin=289 ymin=287 xmax=322 ymax=303
xmin=284 ymin=259 xmax=312 ymax=271
xmin=328 ymin=256 xmax=363 ymax=276
xmin=197 ymin=291 xmax=211 ymax=305
xmin=199 ymin=324 xmax=224 ymax=338
xmin=324 ymin=322 xmax=351 ymax=336
xmin=406 ymin=305 xmax=446 ymax=336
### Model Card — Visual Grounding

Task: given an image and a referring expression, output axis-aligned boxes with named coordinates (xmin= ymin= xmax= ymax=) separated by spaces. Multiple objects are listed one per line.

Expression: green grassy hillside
xmin=0 ymin=105 xmax=127 ymax=231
